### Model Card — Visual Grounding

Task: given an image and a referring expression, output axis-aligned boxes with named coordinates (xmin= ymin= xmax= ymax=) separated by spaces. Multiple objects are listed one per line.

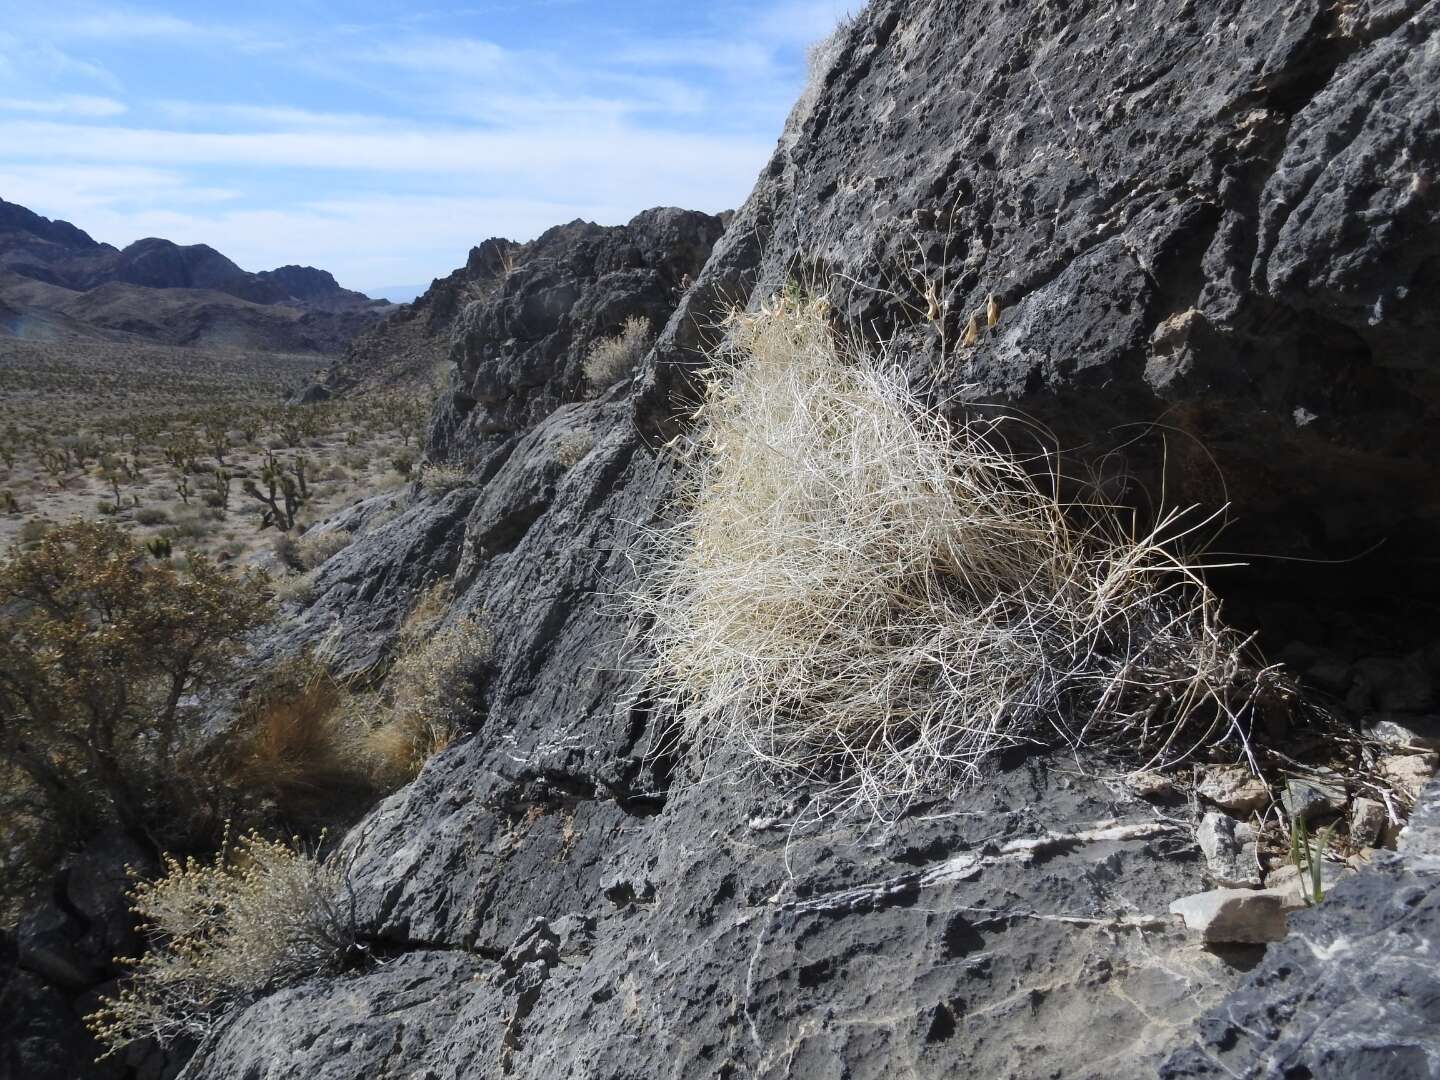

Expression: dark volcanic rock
xmin=1 ymin=834 xmax=164 ymax=1080
xmin=297 ymin=238 xmax=522 ymax=397
xmin=170 ymin=1 xmax=1440 ymax=1078
xmin=436 ymin=208 xmax=723 ymax=451
xmin=1163 ymin=780 xmax=1440 ymax=1079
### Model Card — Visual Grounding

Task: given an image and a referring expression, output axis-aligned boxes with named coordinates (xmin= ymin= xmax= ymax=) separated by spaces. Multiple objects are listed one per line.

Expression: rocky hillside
xmin=292 ymin=208 xmax=727 ymax=400
xmin=6 ymin=1 xmax=1438 ymax=1077
xmin=285 ymin=237 xmax=522 ymax=400
xmin=0 ymin=198 xmax=389 ymax=353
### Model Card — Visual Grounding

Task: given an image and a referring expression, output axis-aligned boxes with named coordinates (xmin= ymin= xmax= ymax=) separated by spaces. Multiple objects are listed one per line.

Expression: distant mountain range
xmin=368 ymin=285 xmax=427 ymax=304
xmin=0 ymin=198 xmax=392 ymax=354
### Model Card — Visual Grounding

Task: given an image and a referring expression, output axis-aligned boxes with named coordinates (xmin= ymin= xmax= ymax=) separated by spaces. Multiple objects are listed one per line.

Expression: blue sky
xmin=0 ymin=1 xmax=853 ymax=295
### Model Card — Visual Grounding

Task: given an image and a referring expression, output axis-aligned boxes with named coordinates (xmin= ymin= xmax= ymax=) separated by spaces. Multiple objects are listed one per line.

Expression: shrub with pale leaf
xmin=583 ymin=315 xmax=650 ymax=392
xmin=87 ymin=832 xmax=356 ymax=1053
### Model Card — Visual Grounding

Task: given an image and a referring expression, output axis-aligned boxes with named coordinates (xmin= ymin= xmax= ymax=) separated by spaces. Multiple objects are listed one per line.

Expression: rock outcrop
xmin=54 ymin=0 xmax=1440 ymax=1077
xmin=1164 ymin=781 xmax=1440 ymax=1078
xmin=0 ymin=197 xmax=388 ymax=353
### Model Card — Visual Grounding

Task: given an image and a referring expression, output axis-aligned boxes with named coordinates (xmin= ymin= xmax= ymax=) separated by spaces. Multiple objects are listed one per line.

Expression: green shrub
xmin=133 ymin=506 xmax=171 ymax=526
xmin=0 ymin=523 xmax=271 ymax=839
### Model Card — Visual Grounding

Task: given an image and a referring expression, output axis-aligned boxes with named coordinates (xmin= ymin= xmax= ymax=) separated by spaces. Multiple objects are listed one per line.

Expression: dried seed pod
xmin=961 ymin=313 xmax=980 ymax=347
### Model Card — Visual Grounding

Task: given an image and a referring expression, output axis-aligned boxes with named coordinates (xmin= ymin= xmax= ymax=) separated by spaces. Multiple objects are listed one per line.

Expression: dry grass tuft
xmin=583 ymin=315 xmax=651 ymax=392
xmin=356 ymin=588 xmax=493 ymax=787
xmin=87 ymin=831 xmax=355 ymax=1053
xmin=233 ymin=658 xmax=359 ymax=808
xmin=637 ymin=295 xmax=1290 ymax=818
xmin=295 ymin=528 xmax=351 ymax=569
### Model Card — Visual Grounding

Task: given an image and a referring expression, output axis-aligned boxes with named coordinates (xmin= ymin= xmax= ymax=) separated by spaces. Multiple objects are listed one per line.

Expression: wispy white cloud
xmin=0 ymin=120 xmax=770 ymax=196
xmin=0 ymin=163 xmax=238 ymax=223
xmin=0 ymin=94 xmax=126 ymax=117
xmin=0 ymin=0 xmax=858 ymax=284
xmin=57 ymin=11 xmax=208 ymax=39
xmin=152 ymin=101 xmax=389 ymax=131
xmin=0 ymin=34 xmax=119 ymax=90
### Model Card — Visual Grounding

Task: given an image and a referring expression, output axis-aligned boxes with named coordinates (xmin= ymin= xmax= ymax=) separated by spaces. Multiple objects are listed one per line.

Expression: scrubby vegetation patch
xmin=638 ymin=296 xmax=1292 ymax=817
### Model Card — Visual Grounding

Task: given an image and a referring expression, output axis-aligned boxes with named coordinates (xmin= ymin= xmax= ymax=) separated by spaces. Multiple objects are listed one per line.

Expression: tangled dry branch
xmin=636 ymin=295 xmax=1292 ymax=818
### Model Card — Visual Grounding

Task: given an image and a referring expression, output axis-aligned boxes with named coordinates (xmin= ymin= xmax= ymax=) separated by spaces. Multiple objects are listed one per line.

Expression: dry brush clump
xmin=583 ymin=315 xmax=651 ymax=392
xmin=637 ymin=295 xmax=1291 ymax=818
xmin=359 ymin=593 xmax=492 ymax=787
xmin=87 ymin=831 xmax=357 ymax=1053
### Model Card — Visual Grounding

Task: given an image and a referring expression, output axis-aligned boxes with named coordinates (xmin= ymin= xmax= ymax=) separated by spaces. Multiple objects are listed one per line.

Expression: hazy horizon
xmin=0 ymin=1 xmax=854 ymax=293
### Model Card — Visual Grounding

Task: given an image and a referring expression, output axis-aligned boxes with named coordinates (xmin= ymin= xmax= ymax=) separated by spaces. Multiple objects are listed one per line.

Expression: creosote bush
xmin=86 ymin=831 xmax=356 ymax=1053
xmin=637 ymin=295 xmax=1290 ymax=818
xmin=0 ymin=522 xmax=272 ymax=841
xmin=583 ymin=315 xmax=651 ymax=392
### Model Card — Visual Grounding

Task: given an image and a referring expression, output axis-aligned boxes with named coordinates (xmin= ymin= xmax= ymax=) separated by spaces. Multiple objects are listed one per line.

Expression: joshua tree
xmin=242 ymin=452 xmax=309 ymax=531
xmin=206 ymin=468 xmax=233 ymax=514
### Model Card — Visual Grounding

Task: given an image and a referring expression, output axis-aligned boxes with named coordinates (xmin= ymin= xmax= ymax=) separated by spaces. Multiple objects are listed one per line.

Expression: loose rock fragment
xmin=1127 ymin=771 xmax=1177 ymax=799
xmin=1350 ymin=797 xmax=1387 ymax=848
xmin=1196 ymin=812 xmax=1262 ymax=888
xmin=1195 ymin=766 xmax=1270 ymax=814
xmin=1378 ymin=753 xmax=1439 ymax=802
xmin=1169 ymin=888 xmax=1296 ymax=943
xmin=1367 ymin=716 xmax=1440 ymax=751
xmin=1281 ymin=779 xmax=1346 ymax=823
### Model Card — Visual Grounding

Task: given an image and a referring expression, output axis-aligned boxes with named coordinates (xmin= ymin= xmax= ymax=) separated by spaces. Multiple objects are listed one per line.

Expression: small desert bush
xmin=295 ymin=528 xmax=351 ymax=570
xmin=554 ymin=428 xmax=595 ymax=468
xmin=133 ymin=505 xmax=170 ymax=526
xmin=418 ymin=462 xmax=470 ymax=494
xmin=273 ymin=570 xmax=315 ymax=606
xmin=271 ymin=531 xmax=303 ymax=571
xmin=87 ymin=831 xmax=357 ymax=1053
xmin=637 ymin=295 xmax=1288 ymax=817
xmin=583 ymin=315 xmax=650 ymax=392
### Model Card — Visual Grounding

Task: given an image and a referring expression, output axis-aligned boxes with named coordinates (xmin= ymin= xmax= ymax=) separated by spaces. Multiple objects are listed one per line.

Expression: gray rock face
xmin=435 ymin=207 xmax=724 ymax=454
xmin=174 ymin=1 xmax=1440 ymax=1078
xmin=1163 ymin=780 xmax=1440 ymax=1079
